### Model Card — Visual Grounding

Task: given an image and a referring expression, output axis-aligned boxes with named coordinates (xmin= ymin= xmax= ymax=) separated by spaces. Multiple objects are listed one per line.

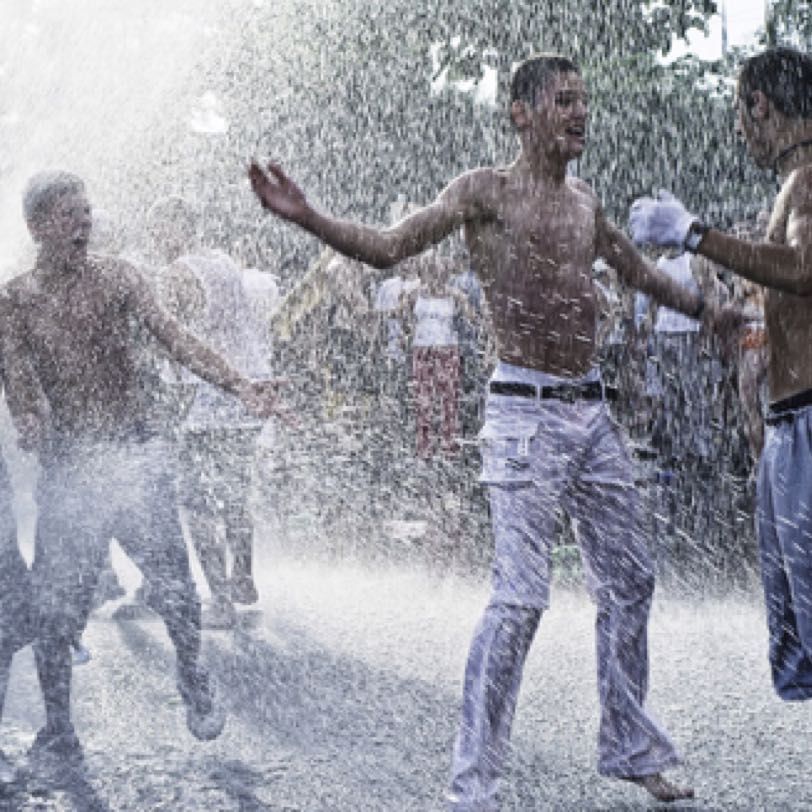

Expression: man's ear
xmin=750 ymin=89 xmax=770 ymax=120
xmin=510 ymin=99 xmax=529 ymax=129
xmin=26 ymin=220 xmax=42 ymax=244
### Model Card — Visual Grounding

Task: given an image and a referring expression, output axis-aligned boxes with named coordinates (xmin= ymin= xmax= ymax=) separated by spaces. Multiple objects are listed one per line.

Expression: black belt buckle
xmin=491 ymin=379 xmax=615 ymax=402
xmin=547 ymin=385 xmax=577 ymax=403
xmin=540 ymin=382 xmax=600 ymax=402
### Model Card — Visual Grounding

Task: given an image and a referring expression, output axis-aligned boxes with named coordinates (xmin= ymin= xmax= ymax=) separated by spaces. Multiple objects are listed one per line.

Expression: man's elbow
xmin=789 ymin=276 xmax=812 ymax=296
xmin=366 ymin=253 xmax=398 ymax=271
xmin=784 ymin=256 xmax=812 ymax=295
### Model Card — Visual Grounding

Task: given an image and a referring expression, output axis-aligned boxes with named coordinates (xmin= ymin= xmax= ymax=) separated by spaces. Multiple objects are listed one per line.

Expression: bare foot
xmin=625 ymin=773 xmax=695 ymax=803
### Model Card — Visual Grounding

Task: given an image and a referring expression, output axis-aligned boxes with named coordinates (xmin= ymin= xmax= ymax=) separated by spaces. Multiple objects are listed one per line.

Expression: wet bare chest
xmin=475 ymin=198 xmax=597 ymax=305
xmin=27 ymin=280 xmax=130 ymax=368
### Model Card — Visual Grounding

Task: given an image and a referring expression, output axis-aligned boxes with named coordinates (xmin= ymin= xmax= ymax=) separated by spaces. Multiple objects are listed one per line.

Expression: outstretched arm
xmin=123 ymin=264 xmax=282 ymax=416
xmin=629 ymin=177 xmax=812 ymax=295
xmin=695 ymin=217 xmax=811 ymax=295
xmin=596 ymin=212 xmax=703 ymax=317
xmin=248 ymin=161 xmax=482 ymax=269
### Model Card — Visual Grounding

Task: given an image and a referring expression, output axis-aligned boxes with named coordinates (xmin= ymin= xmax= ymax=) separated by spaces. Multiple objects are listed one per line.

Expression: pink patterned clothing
xmin=412 ymin=346 xmax=460 ymax=457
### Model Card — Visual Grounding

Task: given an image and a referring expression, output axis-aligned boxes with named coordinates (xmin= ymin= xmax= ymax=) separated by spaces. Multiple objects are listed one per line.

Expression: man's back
xmin=168 ymin=250 xmax=270 ymax=430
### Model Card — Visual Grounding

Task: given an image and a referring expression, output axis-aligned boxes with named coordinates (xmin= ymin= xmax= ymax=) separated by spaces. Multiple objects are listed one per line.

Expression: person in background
xmin=154 ymin=196 xmax=275 ymax=629
xmin=2 ymin=172 xmax=281 ymax=784
xmin=401 ymin=253 xmax=471 ymax=459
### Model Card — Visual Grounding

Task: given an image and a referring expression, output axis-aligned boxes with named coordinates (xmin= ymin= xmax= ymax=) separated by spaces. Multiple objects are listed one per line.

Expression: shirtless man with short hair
xmin=1 ymin=170 xmax=281 ymax=784
xmin=630 ymin=46 xmax=812 ymax=703
xmin=249 ymin=54 xmax=701 ymax=807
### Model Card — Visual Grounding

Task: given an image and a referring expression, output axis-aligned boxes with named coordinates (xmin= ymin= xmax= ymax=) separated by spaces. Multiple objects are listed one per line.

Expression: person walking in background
xmin=153 ymin=196 xmax=275 ymax=629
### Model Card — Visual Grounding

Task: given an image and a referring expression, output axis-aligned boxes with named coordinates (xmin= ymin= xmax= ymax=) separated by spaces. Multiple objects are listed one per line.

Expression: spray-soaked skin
xmin=763 ymin=165 xmax=812 ymax=403
xmin=463 ymin=171 xmax=599 ymax=376
xmin=249 ymin=70 xmax=701 ymax=380
xmin=2 ymin=254 xmax=251 ymax=447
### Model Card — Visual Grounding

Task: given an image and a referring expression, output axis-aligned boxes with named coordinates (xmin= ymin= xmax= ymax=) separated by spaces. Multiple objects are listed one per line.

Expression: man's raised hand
xmin=248 ymin=160 xmax=310 ymax=224
xmin=629 ymin=190 xmax=697 ymax=248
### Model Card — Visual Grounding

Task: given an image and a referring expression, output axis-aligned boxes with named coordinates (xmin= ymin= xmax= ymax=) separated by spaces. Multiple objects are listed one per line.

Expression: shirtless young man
xmin=249 ymin=54 xmax=702 ymax=807
xmin=629 ymin=46 xmax=812 ymax=702
xmin=0 ymin=171 xmax=281 ymax=784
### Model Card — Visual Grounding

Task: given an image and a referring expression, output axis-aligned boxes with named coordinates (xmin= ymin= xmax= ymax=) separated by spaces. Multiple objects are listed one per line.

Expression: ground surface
xmin=1 ymin=544 xmax=808 ymax=811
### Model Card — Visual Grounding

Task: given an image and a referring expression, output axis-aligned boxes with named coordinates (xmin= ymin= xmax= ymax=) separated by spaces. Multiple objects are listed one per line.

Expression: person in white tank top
xmin=155 ymin=199 xmax=275 ymax=629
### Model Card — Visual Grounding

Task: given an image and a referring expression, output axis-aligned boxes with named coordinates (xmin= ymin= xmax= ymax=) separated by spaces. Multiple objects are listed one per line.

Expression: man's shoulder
xmin=784 ymin=163 xmax=812 ymax=208
xmin=445 ymin=166 xmax=506 ymax=201
xmin=1 ymin=269 xmax=38 ymax=306
xmin=566 ymin=175 xmax=598 ymax=203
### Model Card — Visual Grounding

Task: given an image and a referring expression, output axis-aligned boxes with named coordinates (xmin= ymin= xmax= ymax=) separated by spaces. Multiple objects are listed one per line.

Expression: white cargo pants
xmin=449 ymin=363 xmax=679 ymax=811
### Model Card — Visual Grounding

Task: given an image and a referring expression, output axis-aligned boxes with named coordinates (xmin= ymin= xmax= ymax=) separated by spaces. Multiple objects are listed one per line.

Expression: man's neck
xmin=35 ymin=249 xmax=84 ymax=281
xmin=515 ymin=140 xmax=569 ymax=186
xmin=774 ymin=129 xmax=812 ymax=179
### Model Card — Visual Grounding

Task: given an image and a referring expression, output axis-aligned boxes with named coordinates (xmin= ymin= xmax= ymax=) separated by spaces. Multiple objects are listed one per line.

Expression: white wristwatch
xmin=684 ymin=221 xmax=709 ymax=253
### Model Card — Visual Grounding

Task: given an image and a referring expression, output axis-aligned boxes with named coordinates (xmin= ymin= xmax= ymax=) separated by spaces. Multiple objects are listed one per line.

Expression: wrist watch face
xmin=684 ymin=222 xmax=707 ymax=253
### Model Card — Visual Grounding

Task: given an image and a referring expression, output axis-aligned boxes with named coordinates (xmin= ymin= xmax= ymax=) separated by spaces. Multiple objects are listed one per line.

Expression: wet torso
xmin=5 ymin=254 xmax=157 ymax=442
xmin=764 ymin=166 xmax=812 ymax=403
xmin=463 ymin=168 xmax=599 ymax=377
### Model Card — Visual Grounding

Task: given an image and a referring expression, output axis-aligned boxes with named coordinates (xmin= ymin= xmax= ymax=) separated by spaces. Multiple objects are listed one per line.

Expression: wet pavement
xmin=1 ymin=548 xmax=811 ymax=811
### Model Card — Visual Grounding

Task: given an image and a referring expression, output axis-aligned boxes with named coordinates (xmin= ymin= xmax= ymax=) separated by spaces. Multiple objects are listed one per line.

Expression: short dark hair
xmin=22 ymin=170 xmax=85 ymax=225
xmin=739 ymin=47 xmax=812 ymax=120
xmin=510 ymin=54 xmax=580 ymax=106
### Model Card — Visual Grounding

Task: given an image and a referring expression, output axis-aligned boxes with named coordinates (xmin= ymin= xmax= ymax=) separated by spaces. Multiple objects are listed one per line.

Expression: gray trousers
xmin=32 ymin=438 xmax=201 ymax=733
xmin=449 ymin=363 xmax=679 ymax=811
xmin=757 ymin=403 xmax=812 ymax=700
xmin=178 ymin=428 xmax=259 ymax=599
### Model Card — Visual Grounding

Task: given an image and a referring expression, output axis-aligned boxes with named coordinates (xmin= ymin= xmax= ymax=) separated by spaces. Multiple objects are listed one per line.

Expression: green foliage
xmin=766 ymin=0 xmax=812 ymax=48
xmin=124 ymin=0 xmax=791 ymax=275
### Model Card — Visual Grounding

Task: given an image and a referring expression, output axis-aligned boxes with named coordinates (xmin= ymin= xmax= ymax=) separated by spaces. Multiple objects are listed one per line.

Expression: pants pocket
xmin=479 ymin=428 xmax=536 ymax=486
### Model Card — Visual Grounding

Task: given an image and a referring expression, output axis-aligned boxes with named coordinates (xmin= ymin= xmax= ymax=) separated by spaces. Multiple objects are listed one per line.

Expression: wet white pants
xmin=448 ymin=363 xmax=679 ymax=811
